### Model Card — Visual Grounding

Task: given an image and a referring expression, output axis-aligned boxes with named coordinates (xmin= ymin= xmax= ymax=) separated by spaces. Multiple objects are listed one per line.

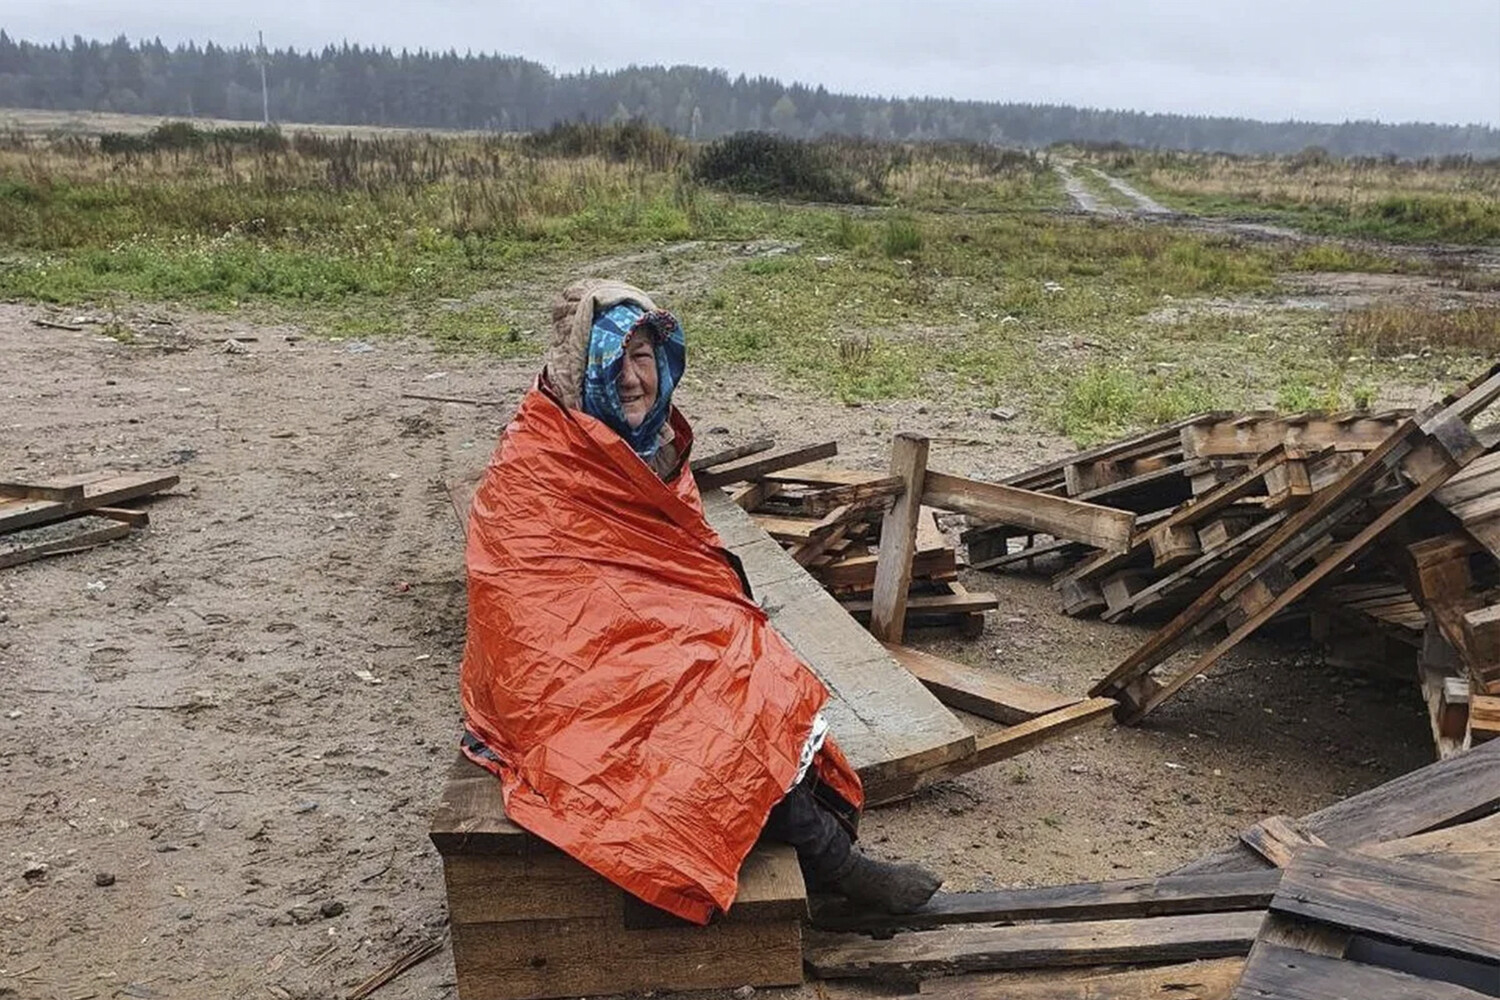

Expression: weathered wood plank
xmin=803 ymin=911 xmax=1264 ymax=980
xmin=917 ymin=958 xmax=1245 ymax=1000
xmin=921 ymin=471 xmax=1135 ymax=553
xmin=1239 ymin=815 xmax=1326 ymax=868
xmin=0 ymin=515 xmax=133 ymax=570
xmin=689 ymin=437 xmax=774 ymax=473
xmin=1361 ymin=811 xmax=1500 ymax=881
xmin=881 ymin=643 xmax=1078 ymax=725
xmin=808 ymin=869 xmax=1281 ymax=934
xmin=0 ymin=471 xmax=179 ymax=534
xmin=1174 ymin=738 xmax=1500 ymax=876
xmin=696 ymin=442 xmax=839 ymax=490
xmin=1232 ymin=942 xmax=1490 ymax=1000
xmin=702 ymin=488 xmax=975 ymax=803
xmin=870 ymin=433 xmax=930 ymax=643
xmin=1271 ymin=847 xmax=1500 ymax=962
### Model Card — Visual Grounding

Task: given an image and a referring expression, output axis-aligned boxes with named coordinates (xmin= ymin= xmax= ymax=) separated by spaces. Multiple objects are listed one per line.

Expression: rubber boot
xmin=829 ymin=849 xmax=941 ymax=914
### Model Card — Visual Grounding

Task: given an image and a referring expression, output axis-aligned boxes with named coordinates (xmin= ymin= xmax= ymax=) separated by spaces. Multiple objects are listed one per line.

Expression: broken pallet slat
xmin=688 ymin=437 xmax=775 ymax=473
xmin=874 ymin=698 xmax=1117 ymax=800
xmin=808 ymin=868 xmax=1282 ymax=934
xmin=0 ymin=515 xmax=133 ymax=570
xmin=921 ymin=470 xmax=1135 ymax=553
xmin=1238 ymin=815 xmax=1327 ymax=868
xmin=841 ymin=590 xmax=998 ymax=619
xmin=695 ymin=442 xmax=838 ymax=490
xmin=869 ymin=433 xmax=929 ymax=644
xmin=881 ymin=643 xmax=1078 ymax=725
xmin=1360 ymin=811 xmax=1500 ymax=882
xmin=803 ymin=910 xmax=1264 ymax=980
xmin=0 ymin=471 xmax=179 ymax=534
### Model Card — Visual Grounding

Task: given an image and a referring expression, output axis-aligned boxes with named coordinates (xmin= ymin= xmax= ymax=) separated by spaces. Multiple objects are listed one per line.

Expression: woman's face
xmin=618 ymin=334 xmax=659 ymax=429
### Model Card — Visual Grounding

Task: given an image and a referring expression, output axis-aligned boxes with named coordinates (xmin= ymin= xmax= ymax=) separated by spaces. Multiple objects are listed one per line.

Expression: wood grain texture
xmin=1232 ymin=942 xmax=1490 ymax=1000
xmin=870 ymin=433 xmax=930 ymax=643
xmin=808 ymin=868 xmax=1281 ymax=934
xmin=1239 ymin=815 xmax=1327 ymax=868
xmin=1270 ymin=846 xmax=1500 ymax=962
xmin=921 ymin=470 xmax=1135 ymax=553
xmin=0 ymin=471 xmax=179 ymax=533
xmin=452 ymin=914 xmax=802 ymax=999
xmin=803 ymin=911 xmax=1264 ymax=980
xmin=1361 ymin=811 xmax=1500 ymax=882
xmin=917 ymin=958 xmax=1244 ymax=1000
xmin=695 ymin=441 xmax=838 ymax=490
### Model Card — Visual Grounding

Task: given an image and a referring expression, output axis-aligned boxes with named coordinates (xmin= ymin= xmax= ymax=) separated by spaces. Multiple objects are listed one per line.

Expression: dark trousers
xmin=762 ymin=776 xmax=854 ymax=888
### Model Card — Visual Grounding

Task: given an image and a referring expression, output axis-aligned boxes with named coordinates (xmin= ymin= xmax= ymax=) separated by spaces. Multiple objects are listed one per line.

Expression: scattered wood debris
xmin=0 ymin=470 xmax=176 ymax=569
xmin=804 ymin=738 xmax=1500 ymax=998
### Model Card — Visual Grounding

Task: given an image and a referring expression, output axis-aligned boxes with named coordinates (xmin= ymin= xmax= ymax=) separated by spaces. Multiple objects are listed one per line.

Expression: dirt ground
xmin=0 ymin=298 xmax=1442 ymax=1000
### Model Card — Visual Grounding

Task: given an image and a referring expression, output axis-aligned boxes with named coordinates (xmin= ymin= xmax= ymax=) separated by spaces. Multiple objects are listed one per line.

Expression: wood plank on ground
xmin=881 ymin=643 xmax=1078 ymax=725
xmin=873 ymin=698 xmax=1117 ymax=800
xmin=803 ymin=910 xmax=1264 ymax=980
xmin=808 ymin=868 xmax=1281 ymax=934
xmin=701 ymin=488 xmax=975 ymax=804
xmin=1238 ymin=815 xmax=1327 ymax=868
xmin=0 ymin=515 xmax=133 ymax=570
xmin=695 ymin=442 xmax=839 ymax=490
xmin=918 ymin=958 xmax=1245 ymax=1000
xmin=1232 ymin=942 xmax=1490 ymax=1000
xmin=921 ymin=470 xmax=1135 ymax=553
xmin=1360 ymin=811 xmax=1500 ymax=882
xmin=0 ymin=471 xmax=179 ymax=534
xmin=1173 ymin=737 xmax=1500 ymax=876
xmin=841 ymin=590 xmax=997 ymax=619
xmin=1270 ymin=846 xmax=1500 ymax=963
xmin=688 ymin=437 xmax=774 ymax=473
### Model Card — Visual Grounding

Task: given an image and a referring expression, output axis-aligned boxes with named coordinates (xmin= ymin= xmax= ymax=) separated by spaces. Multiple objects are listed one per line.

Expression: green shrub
xmin=694 ymin=132 xmax=861 ymax=203
xmin=883 ymin=215 xmax=923 ymax=257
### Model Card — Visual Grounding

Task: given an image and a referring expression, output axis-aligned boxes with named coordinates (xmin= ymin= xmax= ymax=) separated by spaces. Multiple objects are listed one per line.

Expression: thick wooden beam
xmin=919 ymin=958 xmax=1245 ymax=1000
xmin=882 ymin=643 xmax=1078 ymax=724
xmin=869 ymin=433 xmax=929 ymax=643
xmin=922 ymin=471 xmax=1135 ymax=553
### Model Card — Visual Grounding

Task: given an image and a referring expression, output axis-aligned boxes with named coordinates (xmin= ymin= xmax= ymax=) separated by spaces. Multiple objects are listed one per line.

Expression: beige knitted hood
xmin=543 ymin=279 xmax=658 ymax=412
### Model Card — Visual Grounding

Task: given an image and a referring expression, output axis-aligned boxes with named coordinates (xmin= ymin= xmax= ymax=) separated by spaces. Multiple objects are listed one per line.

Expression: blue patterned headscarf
xmin=581 ymin=302 xmax=686 ymax=459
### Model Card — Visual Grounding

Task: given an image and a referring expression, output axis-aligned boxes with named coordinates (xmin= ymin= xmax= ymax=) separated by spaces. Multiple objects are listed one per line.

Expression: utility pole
xmin=255 ymin=30 xmax=270 ymax=125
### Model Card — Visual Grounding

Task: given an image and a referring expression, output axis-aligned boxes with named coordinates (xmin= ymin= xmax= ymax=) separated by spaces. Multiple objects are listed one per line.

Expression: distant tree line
xmin=1 ymin=32 xmax=1496 ymax=159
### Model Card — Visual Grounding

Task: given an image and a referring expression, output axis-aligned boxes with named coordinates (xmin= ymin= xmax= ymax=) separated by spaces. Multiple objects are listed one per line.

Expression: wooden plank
xmin=800 ymin=476 xmax=904 ymax=516
xmin=1175 ymin=737 xmax=1500 ymax=876
xmin=882 ymin=643 xmax=1078 ymax=725
xmin=919 ymin=959 xmax=1244 ymax=1000
xmin=1471 ymin=695 xmax=1500 ymax=742
xmin=0 ymin=515 xmax=133 ymax=570
xmin=1362 ymin=812 xmax=1500 ymax=881
xmin=817 ymin=549 xmax=955 ymax=590
xmin=1181 ymin=414 xmax=1407 ymax=459
xmin=1239 ymin=815 xmax=1327 ymax=868
xmin=689 ymin=437 xmax=774 ymax=473
xmin=870 ymin=433 xmax=930 ymax=643
xmin=922 ymin=471 xmax=1135 ymax=553
xmin=762 ymin=462 xmax=883 ymax=488
xmin=809 ymin=869 xmax=1281 ymax=934
xmin=0 ymin=471 xmax=180 ymax=534
xmin=1233 ymin=942 xmax=1490 ymax=1000
xmin=0 ymin=480 xmax=86 ymax=501
xmin=1001 ymin=415 xmax=1219 ymax=491
xmin=696 ymin=442 xmax=838 ymax=490
xmin=1462 ymin=606 xmax=1500 ymax=668
xmin=803 ymin=911 xmax=1264 ymax=980
xmin=91 ymin=506 xmax=150 ymax=527
xmin=1271 ymin=846 xmax=1500 ymax=962
xmin=971 ymin=537 xmax=1082 ymax=572
xmin=877 ymin=699 xmax=1116 ymax=799
xmin=1104 ymin=514 xmax=1288 ymax=623
xmin=701 ymin=488 xmax=975 ymax=803
xmin=842 ymin=590 xmax=998 ymax=619
xmin=430 ymin=754 xmax=533 ymax=857
xmin=451 ymin=915 xmax=802 ymax=998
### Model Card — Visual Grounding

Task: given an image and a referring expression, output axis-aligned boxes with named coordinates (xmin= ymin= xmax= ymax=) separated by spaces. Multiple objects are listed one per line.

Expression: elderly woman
xmin=459 ymin=279 xmax=940 ymax=924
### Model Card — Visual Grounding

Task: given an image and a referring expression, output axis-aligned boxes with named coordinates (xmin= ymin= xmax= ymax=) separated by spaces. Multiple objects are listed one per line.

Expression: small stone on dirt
xmin=95 ymin=871 xmax=117 ymax=887
xmin=733 ymin=987 xmax=755 ymax=999
xmin=22 ymin=862 xmax=47 ymax=882
xmin=320 ymin=899 xmax=346 ymax=918
xmin=989 ymin=407 xmax=1018 ymax=421
xmin=293 ymin=801 xmax=319 ymax=814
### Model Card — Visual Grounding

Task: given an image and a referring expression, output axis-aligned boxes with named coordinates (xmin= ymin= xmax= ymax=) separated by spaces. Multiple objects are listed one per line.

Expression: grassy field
xmin=2 ymin=120 xmax=1496 ymax=443
xmin=1081 ymin=147 xmax=1500 ymax=245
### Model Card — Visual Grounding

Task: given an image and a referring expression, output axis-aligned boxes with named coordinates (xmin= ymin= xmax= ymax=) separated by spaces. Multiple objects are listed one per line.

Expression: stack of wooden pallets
xmin=0 ymin=470 xmax=178 ymax=569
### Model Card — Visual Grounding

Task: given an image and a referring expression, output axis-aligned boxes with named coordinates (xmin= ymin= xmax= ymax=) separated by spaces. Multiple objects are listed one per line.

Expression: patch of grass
xmin=1055 ymin=365 xmax=1219 ymax=443
xmin=1335 ymin=303 xmax=1500 ymax=359
xmin=883 ymin=215 xmax=923 ymax=258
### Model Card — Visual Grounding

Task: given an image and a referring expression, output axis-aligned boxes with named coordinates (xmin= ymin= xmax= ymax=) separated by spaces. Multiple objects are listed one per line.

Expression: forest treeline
xmin=2 ymin=32 xmax=1497 ymax=159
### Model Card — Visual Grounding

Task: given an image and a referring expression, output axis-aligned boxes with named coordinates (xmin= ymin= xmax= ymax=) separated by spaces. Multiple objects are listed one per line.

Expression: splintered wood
xmin=0 ymin=470 xmax=176 ymax=569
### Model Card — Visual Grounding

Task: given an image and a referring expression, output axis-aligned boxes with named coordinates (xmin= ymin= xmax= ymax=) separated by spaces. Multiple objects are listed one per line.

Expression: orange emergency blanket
xmin=460 ymin=385 xmax=863 ymax=924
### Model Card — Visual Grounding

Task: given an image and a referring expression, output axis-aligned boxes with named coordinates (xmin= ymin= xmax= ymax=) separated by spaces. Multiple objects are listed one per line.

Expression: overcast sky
xmin=5 ymin=1 xmax=1499 ymax=125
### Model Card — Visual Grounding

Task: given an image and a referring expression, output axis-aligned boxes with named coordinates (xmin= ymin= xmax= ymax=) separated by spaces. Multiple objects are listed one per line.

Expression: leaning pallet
xmin=1091 ymin=365 xmax=1500 ymax=724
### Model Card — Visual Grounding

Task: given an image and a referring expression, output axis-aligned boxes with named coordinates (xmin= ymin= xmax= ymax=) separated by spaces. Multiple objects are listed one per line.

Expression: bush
xmin=523 ymin=119 xmax=686 ymax=172
xmin=882 ymin=215 xmax=923 ymax=257
xmin=694 ymin=132 xmax=861 ymax=203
